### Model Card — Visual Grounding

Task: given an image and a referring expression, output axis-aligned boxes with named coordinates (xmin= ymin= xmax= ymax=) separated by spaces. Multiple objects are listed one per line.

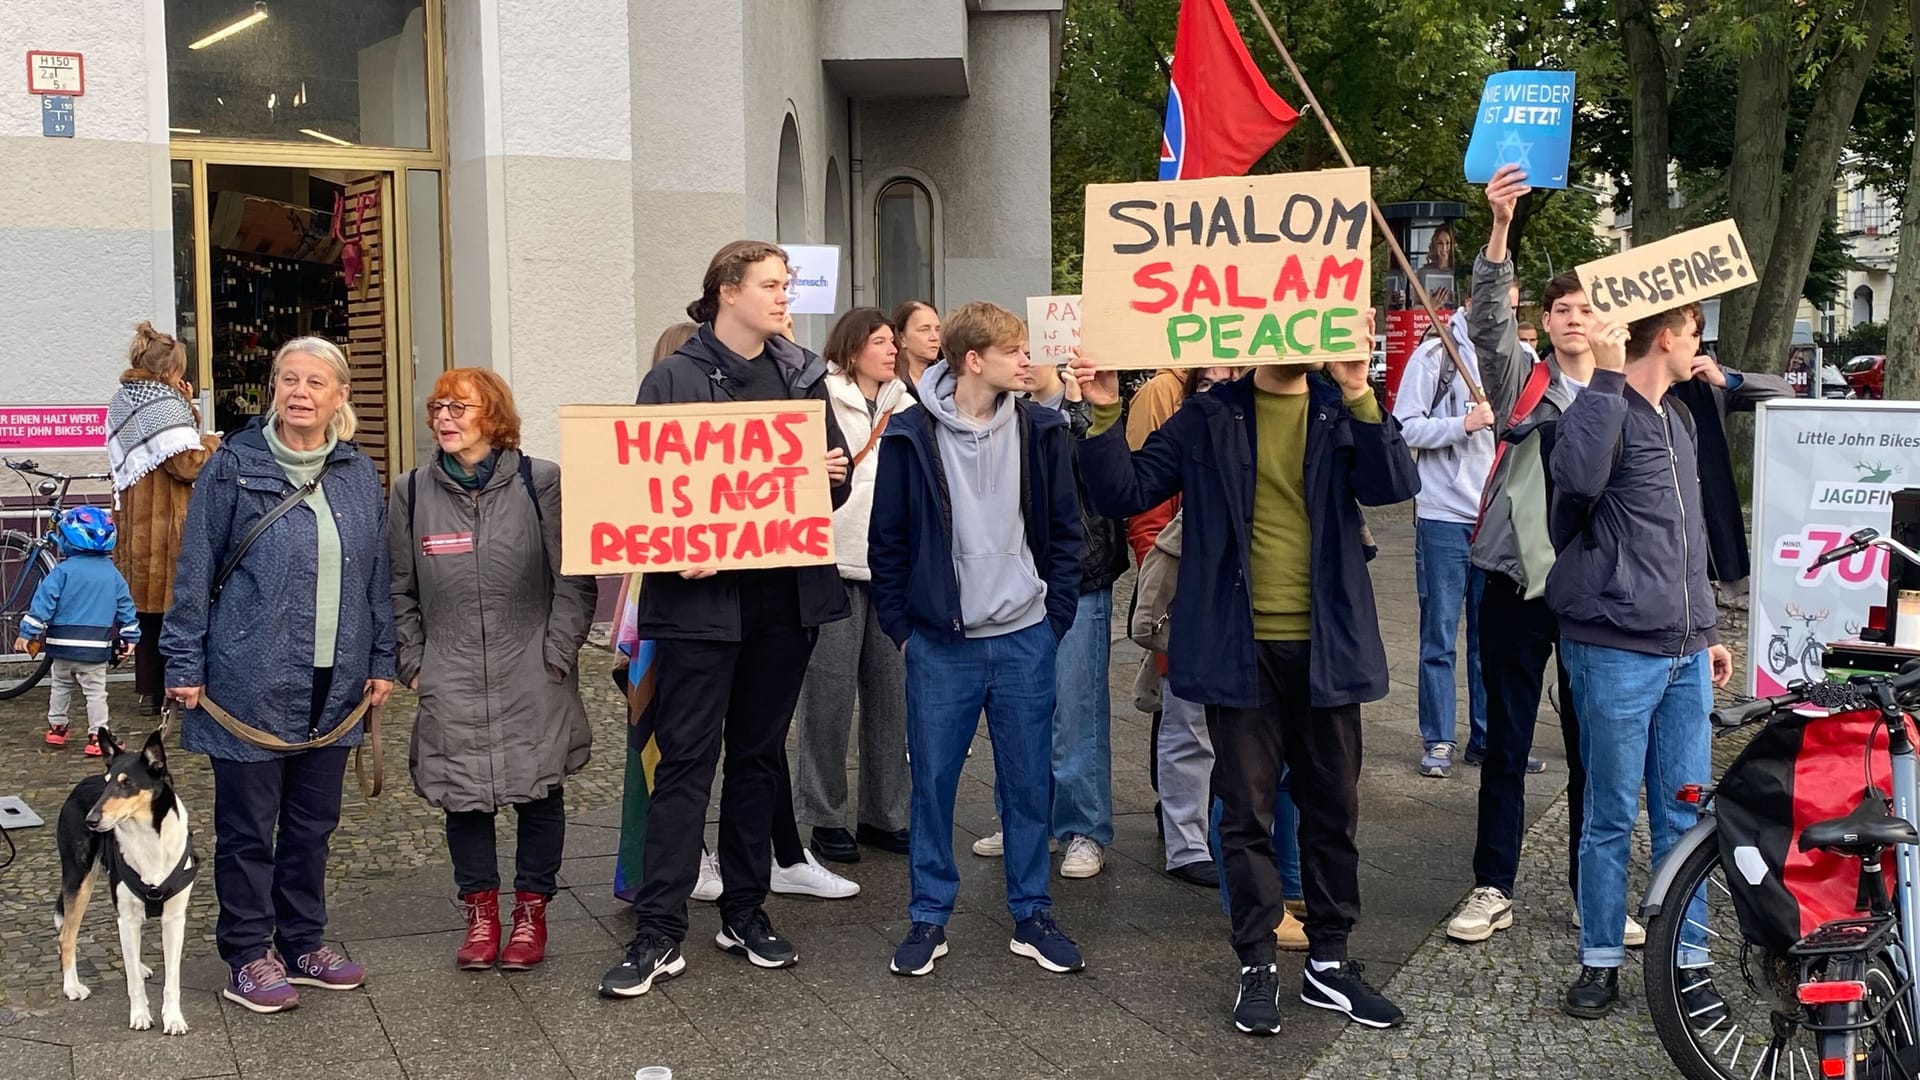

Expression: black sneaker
xmin=1564 ymin=965 xmax=1620 ymax=1019
xmin=599 ymin=932 xmax=684 ymax=998
xmin=716 ymin=908 xmax=798 ymax=969
xmin=810 ymin=826 xmax=860 ymax=864
xmin=889 ymin=922 xmax=949 ymax=976
xmin=1234 ymin=963 xmax=1282 ymax=1035
xmin=1166 ymin=861 xmax=1219 ymax=888
xmin=1301 ymin=959 xmax=1404 ymax=1028
xmin=1678 ymin=968 xmax=1727 ymax=1030
xmin=1009 ymin=910 xmax=1084 ymax=973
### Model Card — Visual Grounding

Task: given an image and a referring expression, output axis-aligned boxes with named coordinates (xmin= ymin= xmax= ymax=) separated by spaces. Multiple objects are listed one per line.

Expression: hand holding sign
xmin=1325 ymin=307 xmax=1377 ymax=395
xmin=1068 ymin=348 xmax=1120 ymax=407
xmin=1591 ymin=320 xmax=1629 ymax=373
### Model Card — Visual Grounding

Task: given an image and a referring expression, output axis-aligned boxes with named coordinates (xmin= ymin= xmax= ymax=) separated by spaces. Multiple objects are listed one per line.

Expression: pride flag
xmin=611 ymin=574 xmax=661 ymax=904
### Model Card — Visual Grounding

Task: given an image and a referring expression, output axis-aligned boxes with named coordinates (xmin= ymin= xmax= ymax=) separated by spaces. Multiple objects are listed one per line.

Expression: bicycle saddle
xmin=1800 ymin=788 xmax=1920 ymax=855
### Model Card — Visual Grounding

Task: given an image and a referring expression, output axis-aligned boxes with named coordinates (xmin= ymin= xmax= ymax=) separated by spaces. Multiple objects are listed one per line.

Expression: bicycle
xmin=1644 ymin=528 xmax=1920 ymax=1080
xmin=1768 ymin=603 xmax=1831 ymax=685
xmin=0 ymin=458 xmax=112 ymax=699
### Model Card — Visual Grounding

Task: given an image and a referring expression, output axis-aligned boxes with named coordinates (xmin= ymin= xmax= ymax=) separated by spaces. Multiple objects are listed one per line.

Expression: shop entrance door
xmin=183 ymin=164 xmax=401 ymax=483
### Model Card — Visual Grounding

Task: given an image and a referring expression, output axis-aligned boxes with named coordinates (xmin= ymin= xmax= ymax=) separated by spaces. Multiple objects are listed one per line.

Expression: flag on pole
xmin=611 ymin=573 xmax=661 ymax=904
xmin=1158 ymin=0 xmax=1300 ymax=181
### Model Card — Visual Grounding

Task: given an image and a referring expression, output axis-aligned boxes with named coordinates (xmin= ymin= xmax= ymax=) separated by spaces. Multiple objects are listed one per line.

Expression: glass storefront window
xmin=166 ymin=0 xmax=430 ymax=149
xmin=170 ymin=160 xmax=199 ymax=368
xmin=876 ymin=179 xmax=934 ymax=315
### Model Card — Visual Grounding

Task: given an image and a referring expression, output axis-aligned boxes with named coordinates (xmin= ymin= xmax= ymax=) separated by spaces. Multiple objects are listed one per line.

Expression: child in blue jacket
xmin=12 ymin=506 xmax=138 ymax=755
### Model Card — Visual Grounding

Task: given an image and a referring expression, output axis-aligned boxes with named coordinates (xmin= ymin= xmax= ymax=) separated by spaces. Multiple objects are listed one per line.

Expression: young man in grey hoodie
xmin=868 ymin=301 xmax=1086 ymax=978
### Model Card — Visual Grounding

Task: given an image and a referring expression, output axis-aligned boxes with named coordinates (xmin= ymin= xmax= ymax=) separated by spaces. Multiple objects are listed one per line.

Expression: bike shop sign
xmin=1751 ymin=399 xmax=1920 ymax=694
xmin=0 ymin=405 xmax=108 ymax=450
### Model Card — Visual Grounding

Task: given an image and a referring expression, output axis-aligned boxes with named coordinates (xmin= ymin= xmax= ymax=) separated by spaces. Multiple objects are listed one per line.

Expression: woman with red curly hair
xmin=388 ymin=368 xmax=598 ymax=971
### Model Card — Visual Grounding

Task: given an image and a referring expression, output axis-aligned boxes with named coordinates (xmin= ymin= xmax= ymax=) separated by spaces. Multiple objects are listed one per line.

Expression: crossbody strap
xmin=849 ymin=410 xmax=895 ymax=469
xmin=1470 ymin=359 xmax=1552 ymax=541
xmin=209 ymin=460 xmax=341 ymax=604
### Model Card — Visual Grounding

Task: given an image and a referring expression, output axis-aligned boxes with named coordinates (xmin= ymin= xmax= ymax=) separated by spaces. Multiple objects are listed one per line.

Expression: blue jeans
xmin=1414 ymin=518 xmax=1487 ymax=751
xmin=1210 ymin=775 xmax=1302 ymax=915
xmin=1050 ymin=588 xmax=1113 ymax=845
xmin=904 ymin=622 xmax=1056 ymax=925
xmin=1563 ymin=641 xmax=1712 ymax=968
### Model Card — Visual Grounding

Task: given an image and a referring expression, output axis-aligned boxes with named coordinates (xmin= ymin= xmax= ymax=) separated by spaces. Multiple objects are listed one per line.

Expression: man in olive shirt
xmin=1069 ymin=345 xmax=1419 ymax=1036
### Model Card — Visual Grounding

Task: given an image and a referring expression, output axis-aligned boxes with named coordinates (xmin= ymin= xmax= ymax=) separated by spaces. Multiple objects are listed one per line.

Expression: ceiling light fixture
xmin=300 ymin=128 xmax=354 ymax=146
xmin=188 ymin=3 xmax=269 ymax=51
xmin=168 ymin=127 xmax=202 ymax=134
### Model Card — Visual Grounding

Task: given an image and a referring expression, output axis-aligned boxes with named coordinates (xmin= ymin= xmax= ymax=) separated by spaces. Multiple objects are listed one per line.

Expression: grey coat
xmin=389 ymin=451 xmax=598 ymax=813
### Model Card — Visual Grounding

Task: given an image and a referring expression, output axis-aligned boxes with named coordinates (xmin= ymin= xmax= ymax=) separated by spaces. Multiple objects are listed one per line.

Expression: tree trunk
xmin=1615 ymin=0 xmax=1676 ymax=243
xmin=1740 ymin=0 xmax=1898 ymax=373
xmin=1719 ymin=28 xmax=1792 ymax=368
xmin=1886 ymin=0 xmax=1920 ymax=399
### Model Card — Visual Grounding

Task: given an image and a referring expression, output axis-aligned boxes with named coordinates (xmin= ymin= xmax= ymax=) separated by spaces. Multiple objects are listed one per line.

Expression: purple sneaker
xmin=224 ymin=956 xmax=300 ymax=1014
xmin=287 ymin=946 xmax=366 ymax=991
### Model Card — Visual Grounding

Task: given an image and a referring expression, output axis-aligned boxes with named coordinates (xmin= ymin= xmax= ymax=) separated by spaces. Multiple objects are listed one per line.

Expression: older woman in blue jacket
xmin=163 ymin=336 xmax=396 ymax=1016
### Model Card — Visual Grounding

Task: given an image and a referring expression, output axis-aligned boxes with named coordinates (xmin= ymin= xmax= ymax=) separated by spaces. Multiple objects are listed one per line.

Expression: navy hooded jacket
xmin=1076 ymin=376 xmax=1419 ymax=710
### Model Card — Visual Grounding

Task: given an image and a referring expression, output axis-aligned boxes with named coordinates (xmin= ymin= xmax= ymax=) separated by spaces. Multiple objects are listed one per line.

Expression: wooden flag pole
xmin=1242 ymin=0 xmax=1485 ymax=402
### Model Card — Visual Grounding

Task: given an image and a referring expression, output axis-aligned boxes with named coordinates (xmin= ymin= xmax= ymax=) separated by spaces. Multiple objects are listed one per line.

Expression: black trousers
xmin=1208 ymin=640 xmax=1363 ymax=965
xmin=445 ymin=788 xmax=567 ymax=896
xmin=134 ymin=611 xmax=166 ymax=697
xmin=1471 ymin=573 xmax=1586 ymax=897
xmin=631 ymin=573 xmax=816 ymax=942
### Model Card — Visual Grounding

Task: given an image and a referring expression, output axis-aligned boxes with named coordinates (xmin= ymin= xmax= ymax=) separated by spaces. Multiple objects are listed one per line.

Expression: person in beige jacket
xmin=389 ymin=368 xmax=597 ymax=973
xmin=791 ymin=307 xmax=916 ymax=863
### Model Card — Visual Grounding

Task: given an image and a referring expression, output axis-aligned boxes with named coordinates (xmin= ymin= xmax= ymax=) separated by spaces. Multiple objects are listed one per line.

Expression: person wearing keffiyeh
xmin=107 ymin=322 xmax=219 ymax=712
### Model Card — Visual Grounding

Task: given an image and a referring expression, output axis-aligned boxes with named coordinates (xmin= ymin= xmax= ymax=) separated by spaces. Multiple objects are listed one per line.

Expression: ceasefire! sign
xmin=1078 ymin=167 xmax=1372 ymax=369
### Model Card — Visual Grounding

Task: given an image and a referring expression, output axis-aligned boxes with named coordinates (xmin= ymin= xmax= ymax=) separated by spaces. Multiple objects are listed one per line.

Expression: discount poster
xmin=1750 ymin=399 xmax=1920 ymax=693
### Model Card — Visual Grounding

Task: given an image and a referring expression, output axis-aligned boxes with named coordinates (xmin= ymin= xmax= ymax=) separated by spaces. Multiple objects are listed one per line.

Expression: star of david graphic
xmin=1494 ymin=130 xmax=1535 ymax=173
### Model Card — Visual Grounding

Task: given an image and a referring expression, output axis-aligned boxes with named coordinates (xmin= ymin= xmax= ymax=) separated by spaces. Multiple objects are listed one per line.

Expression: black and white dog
xmin=55 ymin=729 xmax=197 ymax=1035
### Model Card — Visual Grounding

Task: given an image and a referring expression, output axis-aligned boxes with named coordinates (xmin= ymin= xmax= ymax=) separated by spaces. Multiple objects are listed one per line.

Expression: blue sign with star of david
xmin=1464 ymin=70 xmax=1574 ymax=189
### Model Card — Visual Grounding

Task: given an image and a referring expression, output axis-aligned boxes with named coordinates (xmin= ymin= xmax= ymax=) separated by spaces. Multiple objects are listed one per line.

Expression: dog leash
xmin=163 ymin=694 xmax=384 ymax=798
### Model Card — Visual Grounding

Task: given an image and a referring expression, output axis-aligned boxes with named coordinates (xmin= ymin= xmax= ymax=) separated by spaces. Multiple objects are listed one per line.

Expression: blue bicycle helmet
xmin=56 ymin=506 xmax=117 ymax=554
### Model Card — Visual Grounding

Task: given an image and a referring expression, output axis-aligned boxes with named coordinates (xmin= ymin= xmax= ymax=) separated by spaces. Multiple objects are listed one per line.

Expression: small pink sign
xmin=0 ymin=405 xmax=109 ymax=450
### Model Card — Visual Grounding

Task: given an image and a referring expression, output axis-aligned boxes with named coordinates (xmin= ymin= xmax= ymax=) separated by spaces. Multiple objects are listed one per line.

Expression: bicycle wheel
xmin=1768 ymin=637 xmax=1792 ymax=675
xmin=0 ymin=530 xmax=55 ymax=699
xmin=1647 ymin=832 xmax=1918 ymax=1080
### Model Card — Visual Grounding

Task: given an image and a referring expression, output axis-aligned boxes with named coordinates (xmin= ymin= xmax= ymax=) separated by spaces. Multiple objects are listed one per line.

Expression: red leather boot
xmin=455 ymin=890 xmax=501 ymax=970
xmin=499 ymin=892 xmax=550 ymax=971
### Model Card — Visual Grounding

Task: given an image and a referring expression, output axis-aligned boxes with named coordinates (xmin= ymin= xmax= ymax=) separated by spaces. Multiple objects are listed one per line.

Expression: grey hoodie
xmin=917 ymin=362 xmax=1048 ymax=638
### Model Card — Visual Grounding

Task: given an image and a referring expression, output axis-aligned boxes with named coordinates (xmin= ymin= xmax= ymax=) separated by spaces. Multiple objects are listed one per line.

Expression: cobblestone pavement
xmin=0 ymin=502 xmax=1718 ymax=1079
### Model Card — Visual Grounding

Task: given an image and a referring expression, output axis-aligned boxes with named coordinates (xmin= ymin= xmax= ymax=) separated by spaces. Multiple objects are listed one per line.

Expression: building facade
xmin=1 ymin=0 xmax=1062 ymax=472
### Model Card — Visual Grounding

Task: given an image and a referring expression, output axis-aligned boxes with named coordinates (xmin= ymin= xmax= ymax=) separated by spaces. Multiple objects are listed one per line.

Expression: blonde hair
xmin=270 ymin=336 xmax=358 ymax=441
xmin=126 ymin=321 xmax=187 ymax=382
xmin=651 ymin=322 xmax=697 ymax=364
xmin=943 ymin=301 xmax=1027 ymax=367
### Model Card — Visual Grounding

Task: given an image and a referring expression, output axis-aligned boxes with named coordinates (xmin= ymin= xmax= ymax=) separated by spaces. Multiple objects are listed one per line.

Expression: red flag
xmin=1158 ymin=0 xmax=1299 ymax=181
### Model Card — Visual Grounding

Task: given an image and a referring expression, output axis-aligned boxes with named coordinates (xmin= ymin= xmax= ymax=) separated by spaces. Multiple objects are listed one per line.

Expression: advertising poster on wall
xmin=1750 ymin=399 xmax=1920 ymax=694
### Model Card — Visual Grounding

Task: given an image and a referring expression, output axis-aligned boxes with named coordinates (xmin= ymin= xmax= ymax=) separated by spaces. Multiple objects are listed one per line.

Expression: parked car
xmin=1844 ymin=354 xmax=1886 ymax=399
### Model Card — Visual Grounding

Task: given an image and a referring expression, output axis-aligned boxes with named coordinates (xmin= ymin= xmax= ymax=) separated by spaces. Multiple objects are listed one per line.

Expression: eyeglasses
xmin=426 ymin=400 xmax=480 ymax=418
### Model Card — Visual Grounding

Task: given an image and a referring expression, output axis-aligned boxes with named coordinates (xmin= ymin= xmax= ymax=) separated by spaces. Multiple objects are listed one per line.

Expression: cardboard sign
xmin=558 ymin=401 xmax=836 ymax=575
xmin=1576 ymin=220 xmax=1754 ymax=323
xmin=0 ymin=405 xmax=108 ymax=450
xmin=1464 ymin=70 xmax=1575 ymax=188
xmin=783 ymin=244 xmax=841 ymax=315
xmin=1080 ymin=167 xmax=1372 ymax=370
xmin=1027 ymin=295 xmax=1081 ymax=365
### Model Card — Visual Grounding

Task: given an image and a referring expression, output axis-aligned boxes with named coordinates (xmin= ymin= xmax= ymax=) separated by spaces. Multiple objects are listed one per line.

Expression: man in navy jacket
xmin=1069 ymin=341 xmax=1418 ymax=1036
xmin=1547 ymin=305 xmax=1732 ymax=1020
xmin=868 ymin=301 xmax=1085 ymax=979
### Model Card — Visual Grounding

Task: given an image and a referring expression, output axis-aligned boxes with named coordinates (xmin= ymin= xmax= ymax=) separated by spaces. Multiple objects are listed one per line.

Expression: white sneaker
xmin=1445 ymin=887 xmax=1515 ymax=943
xmin=770 ymin=850 xmax=861 ymax=900
xmin=691 ymin=849 xmax=722 ymax=902
xmin=972 ymin=831 xmax=1005 ymax=857
xmin=1569 ymin=909 xmax=1648 ymax=947
xmin=1060 ymin=835 xmax=1104 ymax=879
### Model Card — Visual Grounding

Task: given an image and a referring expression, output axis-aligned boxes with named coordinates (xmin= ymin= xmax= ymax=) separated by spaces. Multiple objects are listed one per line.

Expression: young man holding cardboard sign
xmin=599 ymin=241 xmax=853 ymax=1000
xmin=868 ymin=301 xmax=1086 ymax=979
xmin=1547 ymin=307 xmax=1732 ymax=1019
xmin=1068 ymin=315 xmax=1417 ymax=1035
